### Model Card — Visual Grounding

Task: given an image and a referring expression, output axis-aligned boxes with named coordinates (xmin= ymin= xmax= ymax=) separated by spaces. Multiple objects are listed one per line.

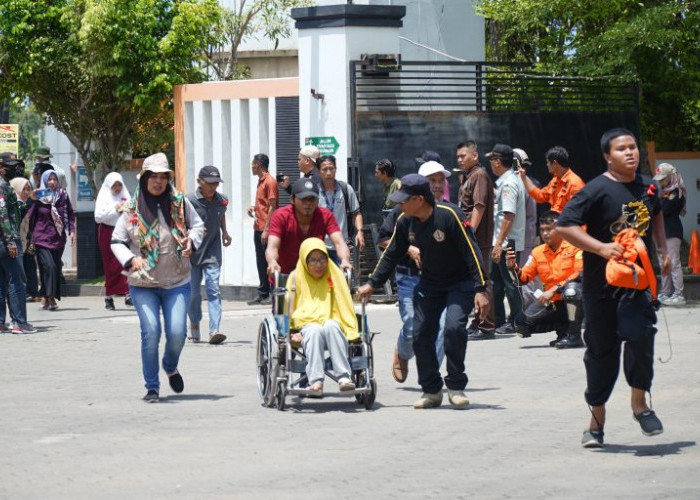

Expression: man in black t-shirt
xmin=558 ymin=128 xmax=670 ymax=448
xmin=357 ymin=174 xmax=489 ymax=410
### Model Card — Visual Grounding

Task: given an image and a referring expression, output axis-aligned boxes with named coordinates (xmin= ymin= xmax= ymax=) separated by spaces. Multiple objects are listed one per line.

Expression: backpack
xmin=605 ymin=227 xmax=657 ymax=300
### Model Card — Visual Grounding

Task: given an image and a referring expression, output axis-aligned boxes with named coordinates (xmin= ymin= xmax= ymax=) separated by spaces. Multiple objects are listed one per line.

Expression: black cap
xmin=388 ymin=174 xmax=433 ymax=204
xmin=485 ymin=144 xmax=513 ymax=163
xmin=415 ymin=150 xmax=441 ymax=165
xmin=0 ymin=152 xmax=16 ymax=164
xmin=291 ymin=178 xmax=319 ymax=199
xmin=198 ymin=165 xmax=223 ymax=183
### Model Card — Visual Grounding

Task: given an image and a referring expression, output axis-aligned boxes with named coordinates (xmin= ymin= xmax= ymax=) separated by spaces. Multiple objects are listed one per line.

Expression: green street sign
xmin=305 ymin=136 xmax=339 ymax=156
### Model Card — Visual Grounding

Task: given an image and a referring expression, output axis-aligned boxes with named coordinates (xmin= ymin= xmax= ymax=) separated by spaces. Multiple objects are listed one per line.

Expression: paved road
xmin=1 ymin=296 xmax=699 ymax=499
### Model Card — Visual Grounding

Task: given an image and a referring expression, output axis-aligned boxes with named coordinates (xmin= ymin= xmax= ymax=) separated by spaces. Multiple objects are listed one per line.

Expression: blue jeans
xmin=130 ymin=283 xmax=190 ymax=391
xmin=188 ymin=263 xmax=222 ymax=334
xmin=0 ymin=246 xmax=28 ymax=325
xmin=396 ymin=271 xmax=445 ymax=366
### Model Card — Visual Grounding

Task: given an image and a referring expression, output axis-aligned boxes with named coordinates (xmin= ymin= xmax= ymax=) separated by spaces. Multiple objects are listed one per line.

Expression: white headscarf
xmin=94 ymin=172 xmax=130 ymax=226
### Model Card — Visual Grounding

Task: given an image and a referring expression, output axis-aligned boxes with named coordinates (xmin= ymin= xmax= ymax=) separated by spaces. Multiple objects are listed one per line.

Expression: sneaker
xmin=413 ymin=391 xmax=443 ymax=409
xmin=125 ymin=294 xmax=133 ymax=307
xmin=495 ymin=323 xmax=515 ymax=335
xmin=143 ymin=389 xmax=159 ymax=403
xmin=246 ymin=295 xmax=269 ymax=306
xmin=667 ymin=295 xmax=686 ymax=306
xmin=104 ymin=297 xmax=115 ymax=311
xmin=657 ymin=294 xmax=669 ymax=303
xmin=467 ymin=327 xmax=495 ymax=340
xmin=514 ymin=324 xmax=531 ymax=338
xmin=633 ymin=410 xmax=664 ymax=436
xmin=10 ymin=322 xmax=38 ymax=334
xmin=0 ymin=323 xmax=10 ymax=333
xmin=447 ymin=390 xmax=470 ymax=408
xmin=581 ymin=429 xmax=604 ymax=448
xmin=209 ymin=332 xmax=227 ymax=345
xmin=168 ymin=371 xmax=184 ymax=393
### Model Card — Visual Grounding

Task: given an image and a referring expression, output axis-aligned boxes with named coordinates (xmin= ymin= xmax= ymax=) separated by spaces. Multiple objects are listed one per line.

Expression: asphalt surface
xmin=1 ymin=296 xmax=699 ymax=499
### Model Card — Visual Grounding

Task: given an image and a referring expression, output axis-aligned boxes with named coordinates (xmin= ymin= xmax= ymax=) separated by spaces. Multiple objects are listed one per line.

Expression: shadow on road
xmin=596 ymin=440 xmax=696 ymax=457
xmin=158 ymin=394 xmax=233 ymax=403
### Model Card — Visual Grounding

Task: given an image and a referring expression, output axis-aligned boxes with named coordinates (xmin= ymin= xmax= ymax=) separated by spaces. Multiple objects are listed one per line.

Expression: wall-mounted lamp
xmin=310 ymin=88 xmax=325 ymax=101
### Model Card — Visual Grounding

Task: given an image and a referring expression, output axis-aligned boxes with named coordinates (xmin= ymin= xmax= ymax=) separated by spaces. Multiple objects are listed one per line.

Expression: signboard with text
xmin=305 ymin=136 xmax=339 ymax=156
xmin=0 ymin=124 xmax=19 ymax=156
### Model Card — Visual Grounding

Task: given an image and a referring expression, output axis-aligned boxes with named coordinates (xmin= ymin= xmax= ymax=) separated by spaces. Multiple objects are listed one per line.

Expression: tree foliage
xmin=476 ymin=0 xmax=700 ymax=150
xmin=206 ymin=0 xmax=311 ymax=81
xmin=0 ymin=0 xmax=222 ymax=181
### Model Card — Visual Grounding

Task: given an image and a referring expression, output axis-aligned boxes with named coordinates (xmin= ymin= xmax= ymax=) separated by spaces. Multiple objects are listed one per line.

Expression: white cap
xmin=513 ymin=148 xmax=529 ymax=164
xmin=418 ymin=160 xmax=451 ymax=178
xmin=299 ymin=145 xmax=321 ymax=159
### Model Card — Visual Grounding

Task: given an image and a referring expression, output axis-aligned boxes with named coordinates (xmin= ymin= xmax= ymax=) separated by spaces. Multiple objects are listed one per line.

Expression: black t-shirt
xmin=369 ymin=202 xmax=487 ymax=291
xmin=377 ymin=205 xmax=417 ymax=272
xmin=557 ymin=173 xmax=661 ymax=293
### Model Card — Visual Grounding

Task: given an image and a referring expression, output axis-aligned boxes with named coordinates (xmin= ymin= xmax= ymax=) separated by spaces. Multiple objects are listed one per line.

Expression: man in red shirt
xmin=247 ymin=154 xmax=278 ymax=305
xmin=266 ymin=178 xmax=351 ymax=274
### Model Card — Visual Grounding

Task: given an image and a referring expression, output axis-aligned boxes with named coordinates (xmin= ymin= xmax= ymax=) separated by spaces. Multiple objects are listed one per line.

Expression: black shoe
xmin=104 ymin=297 xmax=115 ymax=311
xmin=514 ymin=324 xmax=531 ymax=338
xmin=143 ymin=389 xmax=159 ymax=403
xmin=125 ymin=294 xmax=133 ymax=306
xmin=581 ymin=429 xmax=604 ymax=448
xmin=549 ymin=338 xmax=562 ymax=347
xmin=467 ymin=327 xmax=494 ymax=340
xmin=495 ymin=323 xmax=515 ymax=335
xmin=247 ymin=295 xmax=269 ymax=306
xmin=168 ymin=371 xmax=184 ymax=393
xmin=555 ymin=336 xmax=584 ymax=349
xmin=634 ymin=410 xmax=663 ymax=436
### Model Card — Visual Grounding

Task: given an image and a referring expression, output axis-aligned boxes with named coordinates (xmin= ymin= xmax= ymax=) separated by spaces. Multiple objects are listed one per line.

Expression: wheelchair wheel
xmin=363 ymin=379 xmax=377 ymax=410
xmin=275 ymin=380 xmax=287 ymax=411
xmin=256 ymin=317 xmax=279 ymax=407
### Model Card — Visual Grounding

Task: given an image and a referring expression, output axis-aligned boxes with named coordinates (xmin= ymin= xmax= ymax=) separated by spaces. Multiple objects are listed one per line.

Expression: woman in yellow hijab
xmin=288 ymin=237 xmax=358 ymax=396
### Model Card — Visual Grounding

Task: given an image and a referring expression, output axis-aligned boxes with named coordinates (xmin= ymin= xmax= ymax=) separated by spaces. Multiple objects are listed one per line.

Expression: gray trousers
xmin=301 ymin=320 xmax=352 ymax=384
xmin=659 ymin=237 xmax=684 ymax=297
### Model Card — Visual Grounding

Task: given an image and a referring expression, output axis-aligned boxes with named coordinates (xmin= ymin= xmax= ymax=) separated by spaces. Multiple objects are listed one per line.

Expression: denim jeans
xmin=130 ymin=283 xmax=190 ymax=391
xmin=396 ymin=271 xmax=445 ymax=366
xmin=188 ymin=263 xmax=222 ymax=334
xmin=0 ymin=245 xmax=28 ymax=325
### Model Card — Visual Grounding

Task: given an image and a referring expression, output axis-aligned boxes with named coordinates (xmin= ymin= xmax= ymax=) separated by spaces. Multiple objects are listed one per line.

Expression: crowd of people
xmin=2 ymin=128 xmax=690 ymax=449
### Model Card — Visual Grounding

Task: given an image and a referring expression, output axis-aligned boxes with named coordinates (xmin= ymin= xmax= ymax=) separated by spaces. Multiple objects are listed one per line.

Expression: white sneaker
xmin=668 ymin=295 xmax=686 ymax=306
xmin=447 ymin=390 xmax=470 ymax=408
xmin=657 ymin=294 xmax=669 ymax=303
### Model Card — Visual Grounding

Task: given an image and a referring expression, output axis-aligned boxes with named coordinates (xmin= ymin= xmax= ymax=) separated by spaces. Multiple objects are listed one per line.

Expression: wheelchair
xmin=256 ymin=271 xmax=377 ymax=411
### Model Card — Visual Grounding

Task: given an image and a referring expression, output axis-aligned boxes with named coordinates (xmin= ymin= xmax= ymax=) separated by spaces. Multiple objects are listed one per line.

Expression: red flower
xmin=220 ymin=198 xmax=229 ymax=206
xmin=327 ymin=276 xmax=333 ymax=290
xmin=647 ymin=184 xmax=656 ymax=196
xmin=129 ymin=213 xmax=138 ymax=224
xmin=462 ymin=219 xmax=471 ymax=228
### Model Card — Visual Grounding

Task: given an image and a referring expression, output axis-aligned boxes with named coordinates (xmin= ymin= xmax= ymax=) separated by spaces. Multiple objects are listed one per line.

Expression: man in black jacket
xmin=357 ymin=174 xmax=489 ymax=409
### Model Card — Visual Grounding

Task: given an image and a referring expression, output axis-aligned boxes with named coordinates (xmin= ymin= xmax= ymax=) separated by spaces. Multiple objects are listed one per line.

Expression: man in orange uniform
xmin=506 ymin=211 xmax=584 ymax=348
xmin=519 ymin=146 xmax=585 ymax=214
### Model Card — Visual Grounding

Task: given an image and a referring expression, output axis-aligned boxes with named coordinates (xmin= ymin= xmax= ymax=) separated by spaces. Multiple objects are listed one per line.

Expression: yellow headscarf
xmin=289 ymin=238 xmax=359 ymax=341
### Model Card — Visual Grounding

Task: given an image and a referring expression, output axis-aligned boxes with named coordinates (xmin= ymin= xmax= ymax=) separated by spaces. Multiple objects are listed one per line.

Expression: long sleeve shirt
xmin=515 ymin=240 xmax=582 ymax=301
xmin=369 ymin=202 xmax=487 ymax=291
xmin=528 ymin=168 xmax=585 ymax=214
xmin=0 ymin=179 xmax=19 ymax=244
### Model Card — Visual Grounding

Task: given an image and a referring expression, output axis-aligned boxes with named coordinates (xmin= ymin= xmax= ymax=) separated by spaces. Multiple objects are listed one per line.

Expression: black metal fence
xmin=350 ymin=60 xmax=640 ymax=224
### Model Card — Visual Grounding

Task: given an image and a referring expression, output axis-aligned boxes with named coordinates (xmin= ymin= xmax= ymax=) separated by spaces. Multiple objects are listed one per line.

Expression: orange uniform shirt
xmin=528 ymin=169 xmax=585 ymax=214
xmin=517 ymin=240 xmax=582 ymax=300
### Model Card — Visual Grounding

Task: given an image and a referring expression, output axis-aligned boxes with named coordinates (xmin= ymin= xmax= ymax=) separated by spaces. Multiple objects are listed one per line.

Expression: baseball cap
xmin=0 ymin=152 xmax=16 ymax=164
xmin=198 ymin=165 xmax=223 ymax=183
xmin=291 ymin=178 xmax=319 ymax=199
xmin=415 ymin=150 xmax=441 ymax=165
xmin=485 ymin=144 xmax=514 ymax=163
xmin=653 ymin=163 xmax=676 ymax=181
xmin=418 ymin=160 xmax=451 ymax=178
xmin=388 ymin=173 xmax=433 ymax=204
xmin=299 ymin=145 xmax=321 ymax=160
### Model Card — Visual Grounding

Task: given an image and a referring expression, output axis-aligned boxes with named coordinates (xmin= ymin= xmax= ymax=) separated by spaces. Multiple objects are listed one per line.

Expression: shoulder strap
xmin=337 ymin=180 xmax=350 ymax=217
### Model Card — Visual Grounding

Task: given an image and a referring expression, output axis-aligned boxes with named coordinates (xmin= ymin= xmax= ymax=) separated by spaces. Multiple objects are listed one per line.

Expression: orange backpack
xmin=605 ymin=227 xmax=657 ymax=300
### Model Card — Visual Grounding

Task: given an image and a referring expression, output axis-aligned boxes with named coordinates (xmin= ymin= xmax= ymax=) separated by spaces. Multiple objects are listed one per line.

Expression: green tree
xmin=0 ymin=0 xmax=222 ymax=183
xmin=207 ymin=0 xmax=311 ymax=81
xmin=476 ymin=0 xmax=700 ymax=150
xmin=9 ymin=101 xmax=45 ymax=163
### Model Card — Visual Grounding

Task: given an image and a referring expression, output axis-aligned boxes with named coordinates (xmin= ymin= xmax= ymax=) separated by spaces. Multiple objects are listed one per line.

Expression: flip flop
xmin=209 ymin=332 xmax=227 ymax=345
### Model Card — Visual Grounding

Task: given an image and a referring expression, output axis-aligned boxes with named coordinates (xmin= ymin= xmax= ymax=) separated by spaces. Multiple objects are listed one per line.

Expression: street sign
xmin=77 ymin=166 xmax=94 ymax=201
xmin=0 ymin=124 xmax=19 ymax=156
xmin=305 ymin=136 xmax=339 ymax=156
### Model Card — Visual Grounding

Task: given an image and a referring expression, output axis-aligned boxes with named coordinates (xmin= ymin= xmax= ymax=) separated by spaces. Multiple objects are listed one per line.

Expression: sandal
xmin=307 ymin=381 xmax=323 ymax=398
xmin=339 ymin=378 xmax=356 ymax=392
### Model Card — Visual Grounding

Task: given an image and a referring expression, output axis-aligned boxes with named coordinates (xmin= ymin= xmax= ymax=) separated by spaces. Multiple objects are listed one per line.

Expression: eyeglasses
xmin=307 ymin=257 xmax=328 ymax=266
